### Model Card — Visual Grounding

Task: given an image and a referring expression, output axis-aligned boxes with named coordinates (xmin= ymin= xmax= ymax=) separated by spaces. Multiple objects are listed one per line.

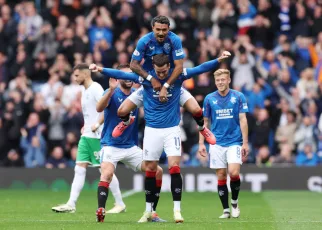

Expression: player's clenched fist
xmin=217 ymin=51 xmax=231 ymax=62
xmin=89 ymin=63 xmax=102 ymax=72
xmin=198 ymin=143 xmax=207 ymax=157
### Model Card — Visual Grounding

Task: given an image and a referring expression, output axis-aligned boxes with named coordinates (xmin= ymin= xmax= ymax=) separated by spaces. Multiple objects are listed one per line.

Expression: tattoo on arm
xmin=130 ymin=60 xmax=148 ymax=78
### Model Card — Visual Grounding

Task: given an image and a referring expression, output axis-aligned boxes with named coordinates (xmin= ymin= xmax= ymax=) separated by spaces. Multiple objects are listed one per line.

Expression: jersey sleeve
xmin=239 ymin=93 xmax=249 ymax=113
xmin=171 ymin=35 xmax=185 ymax=60
xmin=132 ymin=38 xmax=145 ymax=62
xmin=183 ymin=59 xmax=219 ymax=80
xmin=203 ymin=95 xmax=212 ymax=118
xmin=101 ymin=68 xmax=144 ymax=84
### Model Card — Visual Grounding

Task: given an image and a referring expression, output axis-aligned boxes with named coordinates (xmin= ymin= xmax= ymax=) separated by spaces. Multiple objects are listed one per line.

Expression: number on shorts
xmin=174 ymin=137 xmax=181 ymax=150
xmin=237 ymin=147 xmax=240 ymax=158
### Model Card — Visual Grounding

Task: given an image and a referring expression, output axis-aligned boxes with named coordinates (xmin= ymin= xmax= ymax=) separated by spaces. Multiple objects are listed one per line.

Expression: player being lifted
xmin=198 ymin=69 xmax=249 ymax=219
xmin=89 ymin=51 xmax=231 ymax=223
xmin=113 ymin=15 xmax=216 ymax=145
xmin=52 ymin=64 xmax=126 ymax=214
xmin=93 ymin=64 xmax=165 ymax=223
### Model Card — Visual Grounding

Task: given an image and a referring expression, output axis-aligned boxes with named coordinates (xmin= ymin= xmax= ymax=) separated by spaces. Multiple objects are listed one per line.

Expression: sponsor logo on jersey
xmin=175 ymin=49 xmax=184 ymax=56
xmin=133 ymin=49 xmax=140 ymax=56
xmin=213 ymin=100 xmax=218 ymax=105
xmin=149 ymin=46 xmax=155 ymax=50
xmin=118 ymin=98 xmax=123 ymax=102
xmin=216 ymin=109 xmax=233 ymax=119
xmin=243 ymin=103 xmax=248 ymax=109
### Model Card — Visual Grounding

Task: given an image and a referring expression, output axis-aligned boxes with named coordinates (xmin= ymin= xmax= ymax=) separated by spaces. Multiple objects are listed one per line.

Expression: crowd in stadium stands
xmin=0 ymin=0 xmax=322 ymax=168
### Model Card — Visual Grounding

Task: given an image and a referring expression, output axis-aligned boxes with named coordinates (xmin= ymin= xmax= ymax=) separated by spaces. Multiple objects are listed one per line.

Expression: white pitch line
xmin=1 ymin=220 xmax=322 ymax=223
xmin=121 ymin=189 xmax=139 ymax=198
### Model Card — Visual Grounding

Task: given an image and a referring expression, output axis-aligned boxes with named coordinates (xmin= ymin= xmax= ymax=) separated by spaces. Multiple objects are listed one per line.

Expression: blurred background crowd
xmin=0 ymin=0 xmax=322 ymax=168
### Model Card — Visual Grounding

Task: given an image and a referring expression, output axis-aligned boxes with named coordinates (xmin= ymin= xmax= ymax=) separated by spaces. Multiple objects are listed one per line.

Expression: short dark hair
xmin=73 ymin=63 xmax=89 ymax=71
xmin=151 ymin=15 xmax=170 ymax=27
xmin=152 ymin=54 xmax=170 ymax=67
xmin=117 ymin=63 xmax=130 ymax=70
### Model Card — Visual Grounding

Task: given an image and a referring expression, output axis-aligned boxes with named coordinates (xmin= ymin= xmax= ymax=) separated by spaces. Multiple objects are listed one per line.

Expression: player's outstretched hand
xmin=218 ymin=51 xmax=231 ymax=62
xmin=109 ymin=78 xmax=119 ymax=89
xmin=241 ymin=143 xmax=249 ymax=163
xmin=89 ymin=63 xmax=102 ymax=72
xmin=198 ymin=143 xmax=207 ymax=157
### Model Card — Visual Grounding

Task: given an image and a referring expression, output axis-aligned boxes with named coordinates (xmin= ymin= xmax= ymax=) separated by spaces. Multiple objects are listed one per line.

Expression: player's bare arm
xmin=96 ymin=78 xmax=119 ymax=113
xmin=159 ymin=59 xmax=183 ymax=102
xmin=91 ymin=113 xmax=104 ymax=132
xmin=130 ymin=59 xmax=161 ymax=91
xmin=198 ymin=117 xmax=210 ymax=157
xmin=239 ymin=113 xmax=249 ymax=162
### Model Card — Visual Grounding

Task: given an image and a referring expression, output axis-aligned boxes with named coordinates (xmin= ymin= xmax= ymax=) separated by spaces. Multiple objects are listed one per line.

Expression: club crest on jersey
xmin=230 ymin=97 xmax=236 ymax=104
xmin=163 ymin=43 xmax=170 ymax=51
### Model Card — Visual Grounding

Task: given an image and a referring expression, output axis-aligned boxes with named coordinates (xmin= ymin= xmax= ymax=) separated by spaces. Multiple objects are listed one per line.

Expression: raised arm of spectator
xmin=85 ymin=8 xmax=98 ymax=28
xmin=99 ymin=7 xmax=113 ymax=28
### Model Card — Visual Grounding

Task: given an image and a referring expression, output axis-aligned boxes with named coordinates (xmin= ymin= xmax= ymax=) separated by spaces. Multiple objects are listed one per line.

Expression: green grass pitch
xmin=0 ymin=190 xmax=321 ymax=230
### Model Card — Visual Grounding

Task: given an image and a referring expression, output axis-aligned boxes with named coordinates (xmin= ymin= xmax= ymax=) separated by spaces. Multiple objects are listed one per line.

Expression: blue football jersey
xmin=132 ymin=31 xmax=185 ymax=71
xmin=100 ymin=87 xmax=138 ymax=148
xmin=140 ymin=69 xmax=192 ymax=128
xmin=203 ymin=90 xmax=248 ymax=147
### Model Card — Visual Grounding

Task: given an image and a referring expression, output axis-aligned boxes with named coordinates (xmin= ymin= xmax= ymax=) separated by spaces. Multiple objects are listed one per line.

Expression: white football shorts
xmin=209 ymin=145 xmax=243 ymax=169
xmin=100 ymin=145 xmax=142 ymax=172
xmin=128 ymin=86 xmax=193 ymax=108
xmin=143 ymin=126 xmax=181 ymax=161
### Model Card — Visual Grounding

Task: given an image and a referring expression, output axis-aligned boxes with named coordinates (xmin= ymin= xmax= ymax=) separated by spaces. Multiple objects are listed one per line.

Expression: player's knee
xmin=75 ymin=165 xmax=86 ymax=175
xmin=144 ymin=161 xmax=158 ymax=172
xmin=169 ymin=165 xmax=180 ymax=175
xmin=217 ymin=172 xmax=227 ymax=181
xmin=229 ymin=171 xmax=240 ymax=179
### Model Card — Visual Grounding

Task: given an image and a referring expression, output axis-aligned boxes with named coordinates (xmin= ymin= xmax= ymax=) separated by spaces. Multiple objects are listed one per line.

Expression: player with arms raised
xmin=90 ymin=51 xmax=231 ymax=223
xmin=198 ymin=69 xmax=249 ymax=218
xmin=113 ymin=15 xmax=215 ymax=145
xmin=52 ymin=64 xmax=126 ymax=214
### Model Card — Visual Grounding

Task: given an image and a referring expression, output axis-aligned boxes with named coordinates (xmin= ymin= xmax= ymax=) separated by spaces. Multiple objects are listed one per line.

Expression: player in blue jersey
xmin=94 ymin=64 xmax=165 ymax=223
xmin=89 ymin=51 xmax=231 ymax=223
xmin=117 ymin=15 xmax=216 ymax=145
xmin=198 ymin=69 xmax=249 ymax=219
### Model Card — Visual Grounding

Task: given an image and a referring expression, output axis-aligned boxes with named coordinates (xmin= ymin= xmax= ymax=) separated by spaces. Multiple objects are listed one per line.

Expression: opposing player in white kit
xmin=90 ymin=51 xmax=231 ymax=223
xmin=198 ymin=69 xmax=249 ymax=219
xmin=52 ymin=64 xmax=126 ymax=214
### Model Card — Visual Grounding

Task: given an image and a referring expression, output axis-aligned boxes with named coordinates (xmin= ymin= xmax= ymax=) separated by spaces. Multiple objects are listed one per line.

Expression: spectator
xmin=275 ymin=111 xmax=297 ymax=150
xmin=20 ymin=113 xmax=46 ymax=168
xmin=2 ymin=149 xmax=24 ymax=167
xmin=270 ymin=143 xmax=295 ymax=165
xmin=295 ymin=143 xmax=319 ymax=166
xmin=45 ymin=146 xmax=67 ymax=169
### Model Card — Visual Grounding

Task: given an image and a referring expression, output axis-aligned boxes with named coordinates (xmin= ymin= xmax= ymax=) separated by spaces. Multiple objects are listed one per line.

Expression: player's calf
xmin=230 ymin=175 xmax=241 ymax=218
xmin=217 ymin=179 xmax=230 ymax=218
xmin=169 ymin=165 xmax=184 ymax=223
